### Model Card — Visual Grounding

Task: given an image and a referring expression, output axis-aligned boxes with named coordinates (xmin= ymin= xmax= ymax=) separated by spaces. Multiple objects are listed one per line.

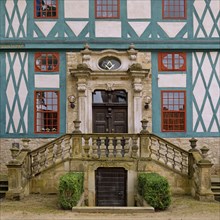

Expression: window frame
xmin=34 ymin=90 xmax=60 ymax=134
xmin=34 ymin=0 xmax=58 ymax=19
xmin=95 ymin=0 xmax=120 ymax=19
xmin=161 ymin=90 xmax=186 ymax=132
xmin=158 ymin=52 xmax=187 ymax=71
xmin=35 ymin=52 xmax=59 ymax=72
xmin=162 ymin=0 xmax=187 ymax=19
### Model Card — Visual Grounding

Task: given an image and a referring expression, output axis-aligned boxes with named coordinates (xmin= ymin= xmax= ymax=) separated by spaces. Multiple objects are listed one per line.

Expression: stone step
xmin=72 ymin=206 xmax=155 ymax=213
xmin=211 ymin=186 xmax=220 ymax=191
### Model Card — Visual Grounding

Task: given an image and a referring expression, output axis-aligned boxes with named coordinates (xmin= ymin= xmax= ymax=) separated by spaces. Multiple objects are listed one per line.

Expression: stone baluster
xmin=100 ymin=137 xmax=106 ymax=158
xmin=115 ymin=137 xmax=122 ymax=157
xmin=108 ymin=137 xmax=114 ymax=158
xmin=39 ymin=148 xmax=47 ymax=172
xmin=124 ymin=137 xmax=130 ymax=158
xmin=46 ymin=144 xmax=54 ymax=167
xmin=92 ymin=137 xmax=98 ymax=158
xmin=63 ymin=135 xmax=71 ymax=159
xmin=83 ymin=136 xmax=90 ymax=157
xmin=56 ymin=139 xmax=63 ymax=162
xmin=131 ymin=136 xmax=139 ymax=158
xmin=31 ymin=152 xmax=39 ymax=175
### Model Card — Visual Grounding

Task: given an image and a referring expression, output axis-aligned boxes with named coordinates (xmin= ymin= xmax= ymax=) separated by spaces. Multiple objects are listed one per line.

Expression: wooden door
xmin=93 ymin=107 xmax=127 ymax=133
xmin=95 ymin=167 xmax=127 ymax=206
xmin=92 ymin=90 xmax=128 ymax=133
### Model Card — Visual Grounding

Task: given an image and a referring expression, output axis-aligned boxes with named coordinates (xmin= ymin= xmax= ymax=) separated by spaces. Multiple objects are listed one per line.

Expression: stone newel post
xmin=6 ymin=140 xmax=31 ymax=200
xmin=188 ymin=138 xmax=214 ymax=201
xmin=195 ymin=146 xmax=214 ymax=201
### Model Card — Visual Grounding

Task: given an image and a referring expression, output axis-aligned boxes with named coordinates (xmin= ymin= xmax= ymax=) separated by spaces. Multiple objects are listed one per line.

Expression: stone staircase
xmin=0 ymin=175 xmax=8 ymax=199
xmin=211 ymin=176 xmax=220 ymax=202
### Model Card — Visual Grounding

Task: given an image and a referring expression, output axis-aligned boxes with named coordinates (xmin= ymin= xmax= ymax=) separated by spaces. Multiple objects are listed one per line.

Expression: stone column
xmin=129 ymin=64 xmax=149 ymax=133
xmin=70 ymin=64 xmax=91 ymax=133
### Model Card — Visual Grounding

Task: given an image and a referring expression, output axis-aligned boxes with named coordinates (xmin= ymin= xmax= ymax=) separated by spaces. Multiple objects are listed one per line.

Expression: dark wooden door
xmin=93 ymin=107 xmax=127 ymax=133
xmin=95 ymin=167 xmax=127 ymax=206
xmin=93 ymin=90 xmax=128 ymax=133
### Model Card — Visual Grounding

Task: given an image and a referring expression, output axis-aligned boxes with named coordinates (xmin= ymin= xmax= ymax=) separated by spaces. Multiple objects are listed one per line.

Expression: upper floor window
xmin=35 ymin=91 xmax=59 ymax=133
xmin=163 ymin=0 xmax=186 ymax=19
xmin=95 ymin=0 xmax=120 ymax=18
xmin=35 ymin=0 xmax=58 ymax=18
xmin=161 ymin=91 xmax=186 ymax=132
xmin=158 ymin=52 xmax=186 ymax=71
xmin=35 ymin=53 xmax=59 ymax=72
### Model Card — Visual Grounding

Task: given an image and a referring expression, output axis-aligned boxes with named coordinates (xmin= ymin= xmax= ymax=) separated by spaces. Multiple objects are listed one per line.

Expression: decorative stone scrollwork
xmin=106 ymin=83 xmax=114 ymax=91
xmin=77 ymin=83 xmax=87 ymax=93
xmin=133 ymin=83 xmax=143 ymax=93
xmin=129 ymin=63 xmax=143 ymax=71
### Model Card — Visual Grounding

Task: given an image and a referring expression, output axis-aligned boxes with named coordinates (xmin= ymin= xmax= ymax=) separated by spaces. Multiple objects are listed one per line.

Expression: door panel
xmin=96 ymin=167 xmax=127 ymax=206
xmin=93 ymin=108 xmax=108 ymax=133
xmin=112 ymin=108 xmax=127 ymax=133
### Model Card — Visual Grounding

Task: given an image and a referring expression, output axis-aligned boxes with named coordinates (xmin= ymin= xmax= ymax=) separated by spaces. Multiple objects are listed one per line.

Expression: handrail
xmin=148 ymin=133 xmax=189 ymax=175
xmin=27 ymin=132 xmax=189 ymax=176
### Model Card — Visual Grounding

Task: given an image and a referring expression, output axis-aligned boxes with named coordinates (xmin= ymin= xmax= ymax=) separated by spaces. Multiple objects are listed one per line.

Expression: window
xmin=158 ymin=52 xmax=186 ymax=71
xmin=98 ymin=56 xmax=121 ymax=70
xmin=161 ymin=91 xmax=186 ymax=132
xmin=35 ymin=91 xmax=59 ymax=133
xmin=35 ymin=53 xmax=59 ymax=72
xmin=163 ymin=0 xmax=186 ymax=19
xmin=35 ymin=0 xmax=58 ymax=18
xmin=95 ymin=0 xmax=120 ymax=18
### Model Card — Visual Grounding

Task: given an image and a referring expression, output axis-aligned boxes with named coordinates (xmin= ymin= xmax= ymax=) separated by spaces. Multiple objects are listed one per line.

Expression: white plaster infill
xmin=127 ymin=0 xmax=151 ymax=19
xmin=35 ymin=75 xmax=60 ymax=88
xmin=65 ymin=21 xmax=88 ymax=37
xmin=129 ymin=22 xmax=150 ymax=37
xmin=158 ymin=74 xmax=186 ymax=88
xmin=35 ymin=21 xmax=56 ymax=37
xmin=157 ymin=22 xmax=186 ymax=38
xmin=95 ymin=21 xmax=121 ymax=38
xmin=64 ymin=0 xmax=89 ymax=18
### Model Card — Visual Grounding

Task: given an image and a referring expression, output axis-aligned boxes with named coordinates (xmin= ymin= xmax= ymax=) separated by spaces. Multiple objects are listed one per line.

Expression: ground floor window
xmin=161 ymin=91 xmax=186 ymax=132
xmin=35 ymin=90 xmax=59 ymax=133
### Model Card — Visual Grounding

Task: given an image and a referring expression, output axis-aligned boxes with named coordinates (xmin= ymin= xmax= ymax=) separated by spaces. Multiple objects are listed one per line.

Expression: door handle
xmin=106 ymin=128 xmax=109 ymax=132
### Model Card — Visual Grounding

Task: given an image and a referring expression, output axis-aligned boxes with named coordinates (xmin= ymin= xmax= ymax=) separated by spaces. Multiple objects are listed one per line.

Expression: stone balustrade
xmin=5 ymin=121 xmax=215 ymax=202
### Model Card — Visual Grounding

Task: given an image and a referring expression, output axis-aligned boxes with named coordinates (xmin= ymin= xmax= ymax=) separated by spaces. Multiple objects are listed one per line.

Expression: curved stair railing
xmin=6 ymin=121 xmax=214 ymax=201
xmin=148 ymin=133 xmax=189 ymax=175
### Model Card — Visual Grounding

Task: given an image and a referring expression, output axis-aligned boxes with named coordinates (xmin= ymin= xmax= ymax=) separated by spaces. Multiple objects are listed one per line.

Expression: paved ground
xmin=0 ymin=194 xmax=219 ymax=220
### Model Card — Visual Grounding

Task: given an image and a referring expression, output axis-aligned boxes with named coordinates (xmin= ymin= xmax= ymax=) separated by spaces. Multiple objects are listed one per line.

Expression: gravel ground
xmin=0 ymin=194 xmax=219 ymax=220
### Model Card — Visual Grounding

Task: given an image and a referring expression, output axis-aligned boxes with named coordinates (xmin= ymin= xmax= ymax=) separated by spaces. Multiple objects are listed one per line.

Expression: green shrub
xmin=138 ymin=172 xmax=171 ymax=211
xmin=58 ymin=172 xmax=84 ymax=210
